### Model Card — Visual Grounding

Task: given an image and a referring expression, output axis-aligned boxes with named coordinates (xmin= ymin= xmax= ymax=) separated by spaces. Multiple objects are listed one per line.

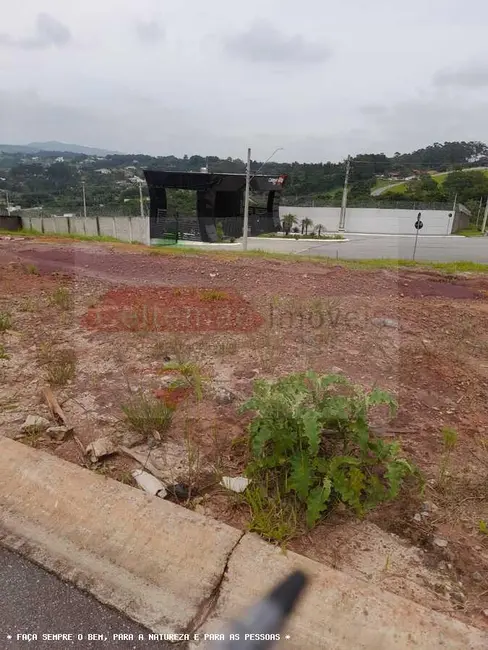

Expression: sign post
xmin=413 ymin=212 xmax=423 ymax=261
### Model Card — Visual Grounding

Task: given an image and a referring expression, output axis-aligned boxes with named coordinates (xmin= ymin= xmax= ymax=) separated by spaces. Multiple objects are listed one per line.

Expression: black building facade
xmin=143 ymin=170 xmax=287 ymax=242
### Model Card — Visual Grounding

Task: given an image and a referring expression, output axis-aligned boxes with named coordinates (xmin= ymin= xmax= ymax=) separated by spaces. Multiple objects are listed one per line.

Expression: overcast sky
xmin=1 ymin=0 xmax=488 ymax=162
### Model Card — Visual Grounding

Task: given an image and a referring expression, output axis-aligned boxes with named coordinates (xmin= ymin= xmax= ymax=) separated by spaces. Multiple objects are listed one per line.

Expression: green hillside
xmin=377 ymin=169 xmax=488 ymax=195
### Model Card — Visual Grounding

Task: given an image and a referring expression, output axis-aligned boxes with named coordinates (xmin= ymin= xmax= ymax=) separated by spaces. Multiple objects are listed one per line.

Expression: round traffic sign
xmin=415 ymin=220 xmax=423 ymax=230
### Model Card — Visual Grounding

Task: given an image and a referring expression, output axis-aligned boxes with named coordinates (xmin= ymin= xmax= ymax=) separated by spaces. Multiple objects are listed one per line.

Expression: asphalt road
xmin=0 ymin=547 xmax=172 ymax=649
xmin=246 ymin=234 xmax=488 ymax=263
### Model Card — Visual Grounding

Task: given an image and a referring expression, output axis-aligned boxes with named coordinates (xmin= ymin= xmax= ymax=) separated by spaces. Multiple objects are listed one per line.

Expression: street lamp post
xmin=242 ymin=147 xmax=284 ymax=251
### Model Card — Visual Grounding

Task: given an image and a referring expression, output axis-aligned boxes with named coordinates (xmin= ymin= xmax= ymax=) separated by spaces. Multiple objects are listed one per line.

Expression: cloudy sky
xmin=0 ymin=0 xmax=487 ymax=162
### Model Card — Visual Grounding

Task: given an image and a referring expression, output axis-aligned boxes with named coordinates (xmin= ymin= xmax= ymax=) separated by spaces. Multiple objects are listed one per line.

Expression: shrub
xmin=216 ymin=221 xmax=224 ymax=242
xmin=241 ymin=372 xmax=417 ymax=531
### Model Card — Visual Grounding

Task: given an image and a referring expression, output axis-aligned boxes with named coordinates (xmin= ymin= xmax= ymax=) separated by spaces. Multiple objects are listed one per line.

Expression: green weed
xmin=438 ymin=427 xmax=458 ymax=488
xmin=240 ymin=372 xmax=418 ymax=531
xmin=163 ymin=361 xmax=206 ymax=401
xmin=24 ymin=263 xmax=40 ymax=275
xmin=245 ymin=482 xmax=299 ymax=544
xmin=0 ymin=344 xmax=9 ymax=360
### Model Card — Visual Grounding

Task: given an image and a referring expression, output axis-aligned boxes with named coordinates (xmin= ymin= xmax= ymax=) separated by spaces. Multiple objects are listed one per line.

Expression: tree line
xmin=1 ymin=140 xmax=488 ymax=213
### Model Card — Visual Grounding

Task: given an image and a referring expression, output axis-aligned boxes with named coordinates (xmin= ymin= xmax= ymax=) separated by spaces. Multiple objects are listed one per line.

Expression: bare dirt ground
xmin=1 ymin=238 xmax=488 ymax=630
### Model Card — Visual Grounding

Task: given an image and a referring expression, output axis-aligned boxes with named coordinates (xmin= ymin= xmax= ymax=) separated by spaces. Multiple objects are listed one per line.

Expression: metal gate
xmin=151 ymin=210 xmax=201 ymax=244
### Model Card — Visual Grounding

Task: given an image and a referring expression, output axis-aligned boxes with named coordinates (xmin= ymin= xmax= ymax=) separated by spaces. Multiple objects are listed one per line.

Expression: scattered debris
xmin=413 ymin=513 xmax=422 ymax=523
xmin=220 ymin=476 xmax=250 ymax=493
xmin=119 ymin=431 xmax=145 ymax=449
xmin=46 ymin=426 xmax=71 ymax=442
xmin=119 ymin=446 xmax=166 ymax=481
xmin=483 ymin=610 xmax=488 ymax=619
xmin=86 ymin=436 xmax=118 ymax=463
xmin=132 ymin=469 xmax=167 ymax=497
xmin=473 ymin=571 xmax=483 ymax=583
xmin=166 ymin=483 xmax=191 ymax=500
xmin=21 ymin=415 xmax=50 ymax=434
xmin=422 ymin=501 xmax=439 ymax=514
xmin=42 ymin=386 xmax=69 ymax=426
xmin=372 ymin=318 xmax=399 ymax=328
xmin=433 ymin=537 xmax=448 ymax=548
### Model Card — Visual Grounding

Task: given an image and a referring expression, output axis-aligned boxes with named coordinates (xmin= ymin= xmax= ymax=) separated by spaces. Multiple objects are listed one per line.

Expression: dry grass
xmin=24 ymin=263 xmax=40 ymax=276
xmin=0 ymin=311 xmax=12 ymax=332
xmin=200 ymin=289 xmax=228 ymax=301
xmin=122 ymin=393 xmax=174 ymax=436
xmin=19 ymin=297 xmax=39 ymax=312
xmin=37 ymin=343 xmax=77 ymax=386
xmin=49 ymin=286 xmax=74 ymax=311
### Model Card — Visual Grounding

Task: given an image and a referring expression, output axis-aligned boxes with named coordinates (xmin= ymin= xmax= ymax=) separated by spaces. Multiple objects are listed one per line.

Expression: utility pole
xmin=338 ymin=156 xmax=351 ymax=231
xmin=481 ymin=197 xmax=488 ymax=234
xmin=5 ymin=190 xmax=11 ymax=215
xmin=82 ymin=181 xmax=87 ymax=220
xmin=138 ymin=180 xmax=145 ymax=217
xmin=242 ymin=147 xmax=251 ymax=251
xmin=476 ymin=196 xmax=483 ymax=229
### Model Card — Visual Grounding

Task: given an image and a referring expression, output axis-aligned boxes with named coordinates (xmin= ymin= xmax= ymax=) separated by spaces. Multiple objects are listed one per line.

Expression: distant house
xmin=55 ymin=156 xmax=65 ymax=163
xmin=96 ymin=168 xmax=111 ymax=175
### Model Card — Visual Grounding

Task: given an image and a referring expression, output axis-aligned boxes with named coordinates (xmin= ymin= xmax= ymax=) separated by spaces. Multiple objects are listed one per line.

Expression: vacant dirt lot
xmin=1 ymin=238 xmax=488 ymax=630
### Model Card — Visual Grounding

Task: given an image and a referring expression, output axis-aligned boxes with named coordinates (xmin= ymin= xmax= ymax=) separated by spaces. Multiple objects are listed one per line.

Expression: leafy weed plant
xmin=240 ymin=372 xmax=417 ymax=533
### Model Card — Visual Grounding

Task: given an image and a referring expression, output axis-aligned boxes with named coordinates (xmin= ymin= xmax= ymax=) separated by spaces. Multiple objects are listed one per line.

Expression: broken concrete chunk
xmin=86 ymin=436 xmax=117 ymax=463
xmin=46 ymin=426 xmax=72 ymax=442
xmin=220 ymin=476 xmax=250 ymax=493
xmin=21 ymin=415 xmax=50 ymax=434
xmin=120 ymin=431 xmax=145 ymax=449
xmin=132 ymin=469 xmax=167 ymax=498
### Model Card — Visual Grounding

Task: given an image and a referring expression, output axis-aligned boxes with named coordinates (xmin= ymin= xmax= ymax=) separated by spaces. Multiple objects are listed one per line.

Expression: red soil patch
xmin=80 ymin=287 xmax=264 ymax=333
xmin=153 ymin=385 xmax=191 ymax=408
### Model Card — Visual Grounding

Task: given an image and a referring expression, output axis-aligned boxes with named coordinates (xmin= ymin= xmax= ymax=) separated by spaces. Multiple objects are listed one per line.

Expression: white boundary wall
xmin=280 ymin=206 xmax=455 ymax=235
xmin=20 ymin=215 xmax=150 ymax=245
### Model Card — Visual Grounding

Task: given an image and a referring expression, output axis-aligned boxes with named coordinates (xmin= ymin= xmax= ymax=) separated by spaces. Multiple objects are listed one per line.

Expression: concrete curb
xmin=0 ymin=438 xmax=242 ymax=635
xmin=1 ymin=438 xmax=486 ymax=649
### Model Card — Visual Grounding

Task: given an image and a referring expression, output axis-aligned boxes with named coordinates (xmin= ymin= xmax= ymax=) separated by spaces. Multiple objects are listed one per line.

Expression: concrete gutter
xmin=0 ymin=438 xmax=486 ymax=649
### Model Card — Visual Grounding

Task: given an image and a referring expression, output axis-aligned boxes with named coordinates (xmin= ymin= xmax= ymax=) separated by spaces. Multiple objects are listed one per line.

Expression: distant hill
xmin=0 ymin=142 xmax=117 ymax=156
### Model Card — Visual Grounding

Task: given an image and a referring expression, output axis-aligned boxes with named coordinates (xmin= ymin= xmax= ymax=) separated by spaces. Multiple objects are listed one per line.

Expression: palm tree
xmin=302 ymin=218 xmax=313 ymax=235
xmin=281 ymin=213 xmax=298 ymax=236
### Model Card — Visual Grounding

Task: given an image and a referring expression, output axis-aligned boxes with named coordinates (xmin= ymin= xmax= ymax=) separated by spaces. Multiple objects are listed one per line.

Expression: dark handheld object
xmin=212 ymin=570 xmax=308 ymax=649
